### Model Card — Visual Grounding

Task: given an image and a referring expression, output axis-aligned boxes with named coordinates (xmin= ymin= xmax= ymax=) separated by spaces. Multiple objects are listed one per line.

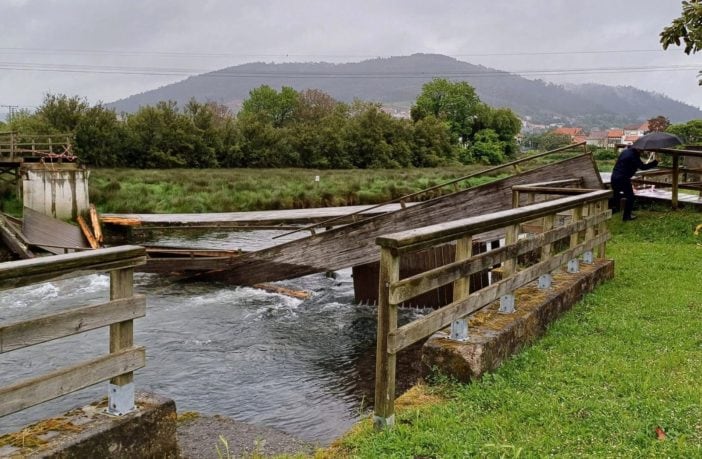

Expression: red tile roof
xmin=607 ymin=129 xmax=624 ymax=138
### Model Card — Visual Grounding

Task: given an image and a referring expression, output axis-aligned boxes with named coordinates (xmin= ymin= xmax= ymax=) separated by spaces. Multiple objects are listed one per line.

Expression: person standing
xmin=610 ymin=146 xmax=658 ymax=221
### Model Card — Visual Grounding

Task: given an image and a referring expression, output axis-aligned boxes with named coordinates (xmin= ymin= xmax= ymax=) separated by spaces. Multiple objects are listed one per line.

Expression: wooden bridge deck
xmin=101 ymin=203 xmax=415 ymax=229
xmin=191 ymin=154 xmax=605 ymax=285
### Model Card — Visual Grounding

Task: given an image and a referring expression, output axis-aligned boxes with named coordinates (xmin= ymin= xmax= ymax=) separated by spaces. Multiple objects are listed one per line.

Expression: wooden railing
xmin=373 ymin=188 xmax=612 ymax=428
xmin=0 ymin=246 xmax=147 ymax=418
xmin=634 ymin=147 xmax=702 ymax=208
xmin=0 ymin=132 xmax=74 ymax=162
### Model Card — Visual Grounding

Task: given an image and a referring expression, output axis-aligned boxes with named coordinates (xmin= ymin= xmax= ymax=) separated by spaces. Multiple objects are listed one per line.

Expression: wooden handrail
xmin=373 ymin=191 xmax=612 ymax=429
xmin=0 ymin=245 xmax=146 ymax=290
xmin=376 ymin=190 xmax=611 ymax=253
xmin=0 ymin=246 xmax=147 ymax=419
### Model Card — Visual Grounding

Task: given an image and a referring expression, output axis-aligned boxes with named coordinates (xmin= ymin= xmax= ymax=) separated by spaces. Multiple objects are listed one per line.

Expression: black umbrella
xmin=632 ymin=132 xmax=682 ymax=150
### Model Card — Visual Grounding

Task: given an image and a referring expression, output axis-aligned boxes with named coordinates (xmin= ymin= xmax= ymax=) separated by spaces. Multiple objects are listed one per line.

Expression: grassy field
xmin=335 ymin=209 xmax=702 ymax=458
xmin=87 ymin=166 xmax=509 ymax=214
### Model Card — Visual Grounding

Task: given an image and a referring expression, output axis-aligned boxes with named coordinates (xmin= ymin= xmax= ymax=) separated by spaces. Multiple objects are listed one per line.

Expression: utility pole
xmin=0 ymin=105 xmax=18 ymax=122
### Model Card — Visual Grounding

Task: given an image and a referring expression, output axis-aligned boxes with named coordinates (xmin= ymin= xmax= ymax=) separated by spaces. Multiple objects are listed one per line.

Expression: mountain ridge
xmin=108 ymin=53 xmax=702 ymax=127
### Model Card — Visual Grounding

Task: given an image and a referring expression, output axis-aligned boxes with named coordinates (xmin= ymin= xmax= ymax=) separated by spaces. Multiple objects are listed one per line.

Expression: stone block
xmin=423 ymin=259 xmax=614 ymax=382
xmin=0 ymin=392 xmax=178 ymax=458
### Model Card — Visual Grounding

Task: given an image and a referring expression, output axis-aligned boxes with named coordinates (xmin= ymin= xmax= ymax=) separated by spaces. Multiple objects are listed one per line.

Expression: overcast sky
xmin=2 ymin=0 xmax=700 ymax=118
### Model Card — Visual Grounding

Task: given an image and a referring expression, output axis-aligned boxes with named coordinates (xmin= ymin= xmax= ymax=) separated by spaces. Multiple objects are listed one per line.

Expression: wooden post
xmin=512 ymin=190 xmax=520 ymax=208
xmin=671 ymin=152 xmax=680 ymax=209
xmin=597 ymin=199 xmax=607 ymax=259
xmin=109 ymin=267 xmax=135 ymax=415
xmin=541 ymin=214 xmax=555 ymax=261
xmin=567 ymin=205 xmax=584 ymax=272
xmin=526 ymin=192 xmax=535 ymax=205
xmin=374 ymin=247 xmax=399 ymax=429
xmin=90 ymin=204 xmax=104 ymax=246
xmin=499 ymin=224 xmax=519 ymax=313
xmin=450 ymin=235 xmax=472 ymax=340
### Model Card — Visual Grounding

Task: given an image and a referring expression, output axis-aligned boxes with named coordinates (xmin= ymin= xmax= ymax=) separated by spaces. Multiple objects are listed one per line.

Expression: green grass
xmin=338 ymin=209 xmax=702 ymax=458
xmin=88 ymin=167 xmax=504 ymax=214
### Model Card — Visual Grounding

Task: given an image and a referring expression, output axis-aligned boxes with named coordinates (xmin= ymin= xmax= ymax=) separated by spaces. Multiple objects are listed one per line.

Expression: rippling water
xmin=0 ymin=229 xmax=428 ymax=443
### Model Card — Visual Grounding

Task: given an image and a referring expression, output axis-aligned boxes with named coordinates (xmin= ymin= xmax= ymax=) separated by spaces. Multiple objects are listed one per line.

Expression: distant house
xmin=586 ymin=130 xmax=607 ymax=148
xmin=623 ymin=121 xmax=649 ymax=138
xmin=551 ymin=127 xmax=584 ymax=143
xmin=606 ymin=129 xmax=624 ymax=148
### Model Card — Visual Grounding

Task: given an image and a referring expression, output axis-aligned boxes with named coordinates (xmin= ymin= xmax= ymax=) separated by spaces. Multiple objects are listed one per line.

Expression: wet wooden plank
xmin=0 ymin=296 xmax=145 ymax=353
xmin=196 ymin=154 xmax=604 ymax=285
xmin=22 ymin=207 xmax=88 ymax=254
xmin=0 ymin=346 xmax=145 ymax=417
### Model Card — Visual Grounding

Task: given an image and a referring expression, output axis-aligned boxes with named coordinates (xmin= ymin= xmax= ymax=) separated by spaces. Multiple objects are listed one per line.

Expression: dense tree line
xmin=4 ymin=80 xmax=520 ymax=168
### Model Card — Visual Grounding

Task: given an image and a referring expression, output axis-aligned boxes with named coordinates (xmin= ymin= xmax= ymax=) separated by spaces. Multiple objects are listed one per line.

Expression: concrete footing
xmin=422 ymin=259 xmax=614 ymax=382
xmin=0 ymin=392 xmax=178 ymax=458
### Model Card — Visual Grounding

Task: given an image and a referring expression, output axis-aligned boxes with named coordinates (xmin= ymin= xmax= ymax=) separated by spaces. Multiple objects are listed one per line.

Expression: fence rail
xmin=0 ymin=246 xmax=147 ymax=418
xmin=0 ymin=132 xmax=74 ymax=162
xmin=373 ymin=187 xmax=611 ymax=428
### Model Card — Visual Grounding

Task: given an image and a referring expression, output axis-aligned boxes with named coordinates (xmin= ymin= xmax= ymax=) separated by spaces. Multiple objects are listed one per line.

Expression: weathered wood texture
xmin=0 ymin=347 xmax=145 ymax=417
xmin=0 ymin=295 xmax=146 ymax=353
xmin=0 ymin=245 xmax=146 ymax=290
xmin=0 ymin=246 xmax=146 ymax=419
xmin=22 ymin=207 xmax=89 ymax=255
xmin=197 ymin=154 xmax=604 ymax=285
xmin=352 ymin=241 xmax=491 ymax=308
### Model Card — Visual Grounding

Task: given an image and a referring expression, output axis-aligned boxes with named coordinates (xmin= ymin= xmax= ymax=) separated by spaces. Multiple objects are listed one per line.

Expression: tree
xmin=35 ymin=94 xmax=89 ymax=132
xmin=667 ymin=119 xmax=702 ymax=143
xmin=74 ymin=104 xmax=125 ymax=167
xmin=239 ymin=85 xmax=299 ymax=127
xmin=660 ymin=0 xmax=702 ymax=84
xmin=470 ymin=129 xmax=507 ymax=165
xmin=411 ymin=78 xmax=482 ymax=144
xmin=647 ymin=115 xmax=671 ymax=132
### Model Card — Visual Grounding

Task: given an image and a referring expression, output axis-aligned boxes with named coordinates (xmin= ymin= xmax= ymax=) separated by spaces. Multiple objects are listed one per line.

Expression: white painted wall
xmin=23 ymin=165 xmax=90 ymax=220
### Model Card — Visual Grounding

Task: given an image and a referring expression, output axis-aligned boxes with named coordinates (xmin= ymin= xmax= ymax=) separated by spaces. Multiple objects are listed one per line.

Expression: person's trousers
xmin=611 ymin=177 xmax=635 ymax=219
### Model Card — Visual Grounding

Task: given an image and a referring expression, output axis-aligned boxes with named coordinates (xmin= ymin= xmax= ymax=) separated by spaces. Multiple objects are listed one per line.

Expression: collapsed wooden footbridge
xmin=98 ymin=145 xmax=604 ymax=294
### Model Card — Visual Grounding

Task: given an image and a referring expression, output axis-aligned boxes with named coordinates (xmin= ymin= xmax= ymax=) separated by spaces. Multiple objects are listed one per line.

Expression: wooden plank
xmin=77 ymin=215 xmax=99 ymax=249
xmin=197 ymin=154 xmax=605 ymax=285
xmin=0 ymin=246 xmax=146 ymax=291
xmin=0 ymin=295 xmax=145 ymax=353
xmin=374 ymin=247 xmax=399 ymax=426
xmin=0 ymin=215 xmax=34 ymax=259
xmin=110 ymin=269 xmax=134 ymax=387
xmin=0 ymin=346 xmax=145 ymax=417
xmin=377 ymin=189 xmax=610 ymax=254
xmin=90 ymin=204 xmax=103 ymax=245
xmin=388 ymin=231 xmax=611 ymax=353
xmin=389 ymin=211 xmax=609 ymax=310
xmin=22 ymin=207 xmax=88 ymax=255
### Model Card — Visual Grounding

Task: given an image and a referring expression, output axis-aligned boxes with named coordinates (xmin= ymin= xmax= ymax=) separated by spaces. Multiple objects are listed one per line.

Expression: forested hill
xmin=108 ymin=53 xmax=702 ymax=125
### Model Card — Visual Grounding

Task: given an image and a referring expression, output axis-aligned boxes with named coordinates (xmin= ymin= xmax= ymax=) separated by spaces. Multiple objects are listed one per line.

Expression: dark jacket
xmin=611 ymin=147 xmax=658 ymax=181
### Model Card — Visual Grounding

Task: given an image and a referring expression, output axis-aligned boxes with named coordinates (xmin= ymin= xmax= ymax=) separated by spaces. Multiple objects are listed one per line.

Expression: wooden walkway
xmin=192 ymin=154 xmax=604 ymax=285
xmin=634 ymin=187 xmax=702 ymax=207
xmin=101 ymin=203 xmax=415 ymax=229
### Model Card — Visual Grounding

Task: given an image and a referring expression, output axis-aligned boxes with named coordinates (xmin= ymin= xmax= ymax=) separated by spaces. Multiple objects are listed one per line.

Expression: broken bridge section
xmin=195 ymin=154 xmax=604 ymax=286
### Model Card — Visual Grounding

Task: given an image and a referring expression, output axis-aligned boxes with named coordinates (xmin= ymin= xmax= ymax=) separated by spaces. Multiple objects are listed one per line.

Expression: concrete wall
xmin=22 ymin=163 xmax=90 ymax=220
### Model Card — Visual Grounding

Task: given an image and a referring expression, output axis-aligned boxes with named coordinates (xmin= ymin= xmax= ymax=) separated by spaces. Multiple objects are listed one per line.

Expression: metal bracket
xmin=450 ymin=319 xmax=469 ymax=341
xmin=582 ymin=250 xmax=594 ymax=264
xmin=567 ymin=258 xmax=579 ymax=273
xmin=499 ymin=294 xmax=515 ymax=314
xmin=538 ymin=273 xmax=552 ymax=289
xmin=107 ymin=382 xmax=136 ymax=416
xmin=373 ymin=414 xmax=395 ymax=429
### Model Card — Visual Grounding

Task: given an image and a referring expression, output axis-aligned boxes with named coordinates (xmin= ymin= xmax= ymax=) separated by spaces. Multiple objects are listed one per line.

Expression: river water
xmin=0 ymin=229 xmax=429 ymax=443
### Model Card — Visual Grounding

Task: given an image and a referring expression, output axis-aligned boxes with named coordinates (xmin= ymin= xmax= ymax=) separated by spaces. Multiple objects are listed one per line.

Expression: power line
xmin=0 ymin=47 xmax=671 ymax=60
xmin=0 ymin=61 xmax=697 ymax=79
